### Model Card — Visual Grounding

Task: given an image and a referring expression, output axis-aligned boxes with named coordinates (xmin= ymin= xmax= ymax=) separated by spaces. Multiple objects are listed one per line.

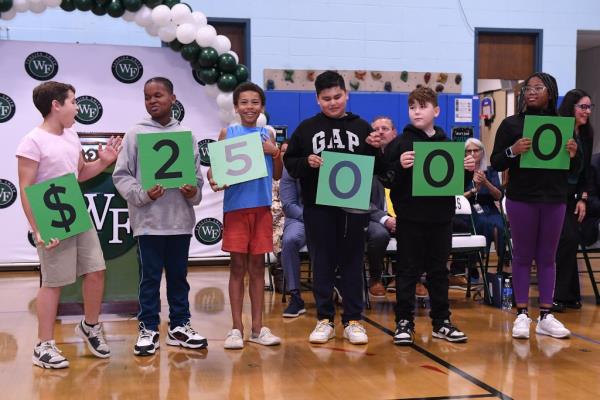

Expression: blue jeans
xmin=281 ymin=220 xmax=306 ymax=292
xmin=136 ymin=235 xmax=191 ymax=330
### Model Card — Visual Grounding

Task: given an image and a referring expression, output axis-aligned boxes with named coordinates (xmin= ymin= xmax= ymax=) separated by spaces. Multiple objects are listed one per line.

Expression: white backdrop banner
xmin=0 ymin=40 xmax=228 ymax=264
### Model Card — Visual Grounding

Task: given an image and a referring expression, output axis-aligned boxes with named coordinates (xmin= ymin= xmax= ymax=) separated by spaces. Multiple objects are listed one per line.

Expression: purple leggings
xmin=506 ymin=199 xmax=566 ymax=306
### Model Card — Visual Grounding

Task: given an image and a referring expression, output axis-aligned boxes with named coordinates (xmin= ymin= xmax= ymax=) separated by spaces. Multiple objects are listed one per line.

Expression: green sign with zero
xmin=413 ymin=142 xmax=465 ymax=196
xmin=520 ymin=115 xmax=575 ymax=170
xmin=207 ymin=133 xmax=268 ymax=186
xmin=138 ymin=131 xmax=197 ymax=190
xmin=315 ymin=151 xmax=374 ymax=210
xmin=25 ymin=173 xmax=93 ymax=243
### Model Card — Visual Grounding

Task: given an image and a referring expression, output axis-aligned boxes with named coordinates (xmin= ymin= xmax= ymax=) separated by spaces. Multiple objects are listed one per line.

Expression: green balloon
xmin=75 ymin=0 xmax=93 ymax=11
xmin=218 ymin=53 xmax=236 ymax=73
xmin=181 ymin=42 xmax=200 ymax=62
xmin=60 ymin=0 xmax=76 ymax=11
xmin=217 ymin=74 xmax=238 ymax=92
xmin=162 ymin=0 xmax=179 ymax=7
xmin=0 ymin=0 xmax=12 ymax=13
xmin=123 ymin=0 xmax=141 ymax=11
xmin=91 ymin=2 xmax=107 ymax=15
xmin=197 ymin=67 xmax=219 ymax=85
xmin=96 ymin=0 xmax=110 ymax=6
xmin=168 ymin=39 xmax=183 ymax=52
xmin=106 ymin=0 xmax=124 ymax=17
xmin=143 ymin=0 xmax=161 ymax=7
xmin=235 ymin=64 xmax=249 ymax=83
xmin=198 ymin=47 xmax=218 ymax=68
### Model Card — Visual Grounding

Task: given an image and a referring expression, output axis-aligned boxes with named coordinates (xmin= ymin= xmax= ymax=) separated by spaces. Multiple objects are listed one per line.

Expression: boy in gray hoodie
xmin=113 ymin=77 xmax=207 ymax=356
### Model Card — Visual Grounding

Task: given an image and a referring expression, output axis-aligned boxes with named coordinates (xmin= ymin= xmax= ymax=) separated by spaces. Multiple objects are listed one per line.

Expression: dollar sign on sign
xmin=43 ymin=183 xmax=76 ymax=233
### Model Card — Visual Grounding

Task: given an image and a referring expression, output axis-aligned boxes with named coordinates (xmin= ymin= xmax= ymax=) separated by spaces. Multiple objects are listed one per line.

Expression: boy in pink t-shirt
xmin=16 ymin=81 xmax=121 ymax=369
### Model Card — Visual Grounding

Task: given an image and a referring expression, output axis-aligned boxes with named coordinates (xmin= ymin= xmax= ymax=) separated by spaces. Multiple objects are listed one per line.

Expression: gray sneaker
xmin=75 ymin=320 xmax=111 ymax=358
xmin=32 ymin=340 xmax=69 ymax=369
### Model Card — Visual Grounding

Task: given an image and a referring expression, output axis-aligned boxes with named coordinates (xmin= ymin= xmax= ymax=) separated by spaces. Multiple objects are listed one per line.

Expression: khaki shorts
xmin=37 ymin=228 xmax=106 ymax=288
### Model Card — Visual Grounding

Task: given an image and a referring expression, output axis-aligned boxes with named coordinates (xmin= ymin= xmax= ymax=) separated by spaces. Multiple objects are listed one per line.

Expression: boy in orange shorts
xmin=208 ymin=82 xmax=283 ymax=349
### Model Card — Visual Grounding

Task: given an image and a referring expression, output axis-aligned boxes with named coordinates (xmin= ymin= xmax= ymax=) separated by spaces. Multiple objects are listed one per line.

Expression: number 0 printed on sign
xmin=413 ymin=142 xmax=465 ymax=196
xmin=25 ymin=173 xmax=93 ymax=243
xmin=207 ymin=133 xmax=268 ymax=186
xmin=520 ymin=115 xmax=575 ymax=170
xmin=315 ymin=151 xmax=374 ymax=210
xmin=138 ymin=131 xmax=197 ymax=190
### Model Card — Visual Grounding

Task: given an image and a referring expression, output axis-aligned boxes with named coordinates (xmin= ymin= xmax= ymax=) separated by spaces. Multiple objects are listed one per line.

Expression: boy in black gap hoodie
xmin=283 ymin=71 xmax=382 ymax=345
xmin=381 ymin=87 xmax=475 ymax=345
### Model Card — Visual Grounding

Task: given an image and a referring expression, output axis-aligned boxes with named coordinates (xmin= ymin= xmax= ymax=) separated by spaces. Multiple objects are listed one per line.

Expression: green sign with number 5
xmin=138 ymin=131 xmax=197 ymax=190
xmin=208 ymin=133 xmax=268 ymax=186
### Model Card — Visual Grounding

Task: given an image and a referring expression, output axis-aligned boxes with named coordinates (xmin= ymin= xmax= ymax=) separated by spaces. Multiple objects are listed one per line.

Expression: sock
xmin=84 ymin=320 xmax=98 ymax=329
xmin=517 ymin=307 xmax=528 ymax=316
xmin=539 ymin=308 xmax=551 ymax=320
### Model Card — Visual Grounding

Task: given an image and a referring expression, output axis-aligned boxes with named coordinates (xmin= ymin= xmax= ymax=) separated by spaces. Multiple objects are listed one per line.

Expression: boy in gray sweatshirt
xmin=113 ymin=77 xmax=207 ymax=356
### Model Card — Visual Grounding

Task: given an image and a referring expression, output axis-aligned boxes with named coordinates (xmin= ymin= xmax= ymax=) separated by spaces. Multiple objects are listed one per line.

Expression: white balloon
xmin=203 ymin=84 xmax=220 ymax=98
xmin=134 ymin=6 xmax=153 ymax=27
xmin=29 ymin=2 xmax=46 ymax=13
xmin=176 ymin=23 xmax=196 ymax=44
xmin=195 ymin=25 xmax=216 ymax=48
xmin=42 ymin=0 xmax=61 ymax=8
xmin=158 ymin=24 xmax=177 ymax=43
xmin=216 ymin=93 xmax=234 ymax=111
xmin=0 ymin=8 xmax=17 ymax=20
xmin=218 ymin=109 xmax=236 ymax=124
xmin=151 ymin=4 xmax=171 ymax=27
xmin=170 ymin=3 xmax=191 ymax=25
xmin=191 ymin=11 xmax=207 ymax=28
xmin=227 ymin=50 xmax=239 ymax=64
xmin=232 ymin=112 xmax=241 ymax=125
xmin=213 ymin=35 xmax=232 ymax=55
xmin=28 ymin=0 xmax=43 ymax=4
xmin=122 ymin=10 xmax=136 ymax=22
xmin=257 ymin=113 xmax=267 ymax=128
xmin=13 ymin=0 xmax=29 ymax=12
xmin=145 ymin=24 xmax=159 ymax=37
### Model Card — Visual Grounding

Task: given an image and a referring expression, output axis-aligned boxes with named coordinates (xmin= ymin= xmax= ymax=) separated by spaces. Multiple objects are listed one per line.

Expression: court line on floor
xmin=362 ymin=315 xmax=513 ymax=400
xmin=389 ymin=394 xmax=499 ymax=400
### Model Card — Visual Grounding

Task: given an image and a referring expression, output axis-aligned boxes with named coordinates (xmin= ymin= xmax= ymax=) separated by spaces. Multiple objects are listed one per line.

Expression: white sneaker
xmin=134 ymin=324 xmax=160 ymax=356
xmin=224 ymin=329 xmax=244 ymax=349
xmin=166 ymin=322 xmax=208 ymax=349
xmin=512 ymin=314 xmax=532 ymax=339
xmin=32 ymin=340 xmax=69 ymax=369
xmin=248 ymin=327 xmax=281 ymax=346
xmin=309 ymin=319 xmax=335 ymax=344
xmin=536 ymin=314 xmax=570 ymax=339
xmin=343 ymin=320 xmax=368 ymax=345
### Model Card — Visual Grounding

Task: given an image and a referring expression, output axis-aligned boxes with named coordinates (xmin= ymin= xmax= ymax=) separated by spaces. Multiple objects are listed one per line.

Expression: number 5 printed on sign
xmin=207 ymin=133 xmax=268 ymax=187
xmin=138 ymin=131 xmax=197 ymax=190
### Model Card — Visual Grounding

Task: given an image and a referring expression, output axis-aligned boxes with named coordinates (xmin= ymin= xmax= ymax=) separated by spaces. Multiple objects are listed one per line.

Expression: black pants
xmin=366 ymin=221 xmax=391 ymax=283
xmin=303 ymin=205 xmax=369 ymax=324
xmin=554 ymin=199 xmax=581 ymax=303
xmin=395 ymin=220 xmax=452 ymax=325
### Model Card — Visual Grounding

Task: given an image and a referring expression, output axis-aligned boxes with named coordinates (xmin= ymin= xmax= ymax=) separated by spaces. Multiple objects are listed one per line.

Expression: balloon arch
xmin=0 ymin=0 xmax=252 ymax=124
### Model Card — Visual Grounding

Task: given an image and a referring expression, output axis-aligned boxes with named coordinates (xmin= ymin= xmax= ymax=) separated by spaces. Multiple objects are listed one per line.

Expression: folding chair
xmin=452 ymin=196 xmax=491 ymax=300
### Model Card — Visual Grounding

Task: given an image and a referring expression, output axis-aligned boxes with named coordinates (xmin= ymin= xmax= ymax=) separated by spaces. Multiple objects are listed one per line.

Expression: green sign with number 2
xmin=208 ymin=133 xmax=268 ymax=186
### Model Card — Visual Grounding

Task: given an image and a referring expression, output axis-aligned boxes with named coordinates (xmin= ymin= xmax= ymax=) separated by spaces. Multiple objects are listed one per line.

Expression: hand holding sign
xmin=138 ymin=131 xmax=197 ymax=190
xmin=520 ymin=116 xmax=575 ymax=170
xmin=511 ymin=138 xmax=532 ymax=155
xmin=315 ymin=151 xmax=374 ymax=210
xmin=25 ymin=173 xmax=93 ymax=244
xmin=207 ymin=133 xmax=268 ymax=187
xmin=413 ymin=142 xmax=465 ymax=196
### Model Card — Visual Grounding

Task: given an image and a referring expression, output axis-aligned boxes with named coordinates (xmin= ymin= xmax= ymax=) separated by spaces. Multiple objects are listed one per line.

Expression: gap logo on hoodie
xmin=312 ymin=129 xmax=359 ymax=154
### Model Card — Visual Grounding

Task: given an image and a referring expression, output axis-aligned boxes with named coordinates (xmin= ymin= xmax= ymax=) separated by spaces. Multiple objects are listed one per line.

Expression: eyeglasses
xmin=466 ymin=149 xmax=480 ymax=154
xmin=575 ymin=104 xmax=595 ymax=111
xmin=522 ymin=86 xmax=547 ymax=94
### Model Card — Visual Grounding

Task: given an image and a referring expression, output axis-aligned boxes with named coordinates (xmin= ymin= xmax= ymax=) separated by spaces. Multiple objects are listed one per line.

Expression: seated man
xmin=280 ymin=166 xmax=307 ymax=317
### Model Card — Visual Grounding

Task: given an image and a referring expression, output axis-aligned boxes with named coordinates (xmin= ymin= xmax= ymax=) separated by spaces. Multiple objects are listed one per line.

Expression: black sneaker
xmin=166 ymin=321 xmax=208 ymax=349
xmin=75 ymin=320 xmax=111 ymax=358
xmin=32 ymin=340 xmax=69 ymax=369
xmin=393 ymin=320 xmax=415 ymax=346
xmin=432 ymin=320 xmax=468 ymax=343
xmin=551 ymin=302 xmax=566 ymax=313
xmin=134 ymin=323 xmax=160 ymax=356
xmin=283 ymin=292 xmax=306 ymax=318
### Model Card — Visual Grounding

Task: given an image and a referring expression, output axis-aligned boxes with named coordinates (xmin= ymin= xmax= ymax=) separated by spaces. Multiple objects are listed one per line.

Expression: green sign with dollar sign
xmin=25 ymin=173 xmax=93 ymax=243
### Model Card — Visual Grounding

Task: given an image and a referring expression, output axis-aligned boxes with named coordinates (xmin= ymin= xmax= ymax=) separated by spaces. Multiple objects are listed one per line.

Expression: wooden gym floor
xmin=0 ymin=261 xmax=599 ymax=400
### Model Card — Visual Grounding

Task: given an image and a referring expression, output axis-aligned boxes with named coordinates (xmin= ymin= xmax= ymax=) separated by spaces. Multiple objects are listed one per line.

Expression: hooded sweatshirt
xmin=112 ymin=117 xmax=203 ymax=237
xmin=381 ymin=124 xmax=470 ymax=224
xmin=283 ymin=112 xmax=381 ymax=209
